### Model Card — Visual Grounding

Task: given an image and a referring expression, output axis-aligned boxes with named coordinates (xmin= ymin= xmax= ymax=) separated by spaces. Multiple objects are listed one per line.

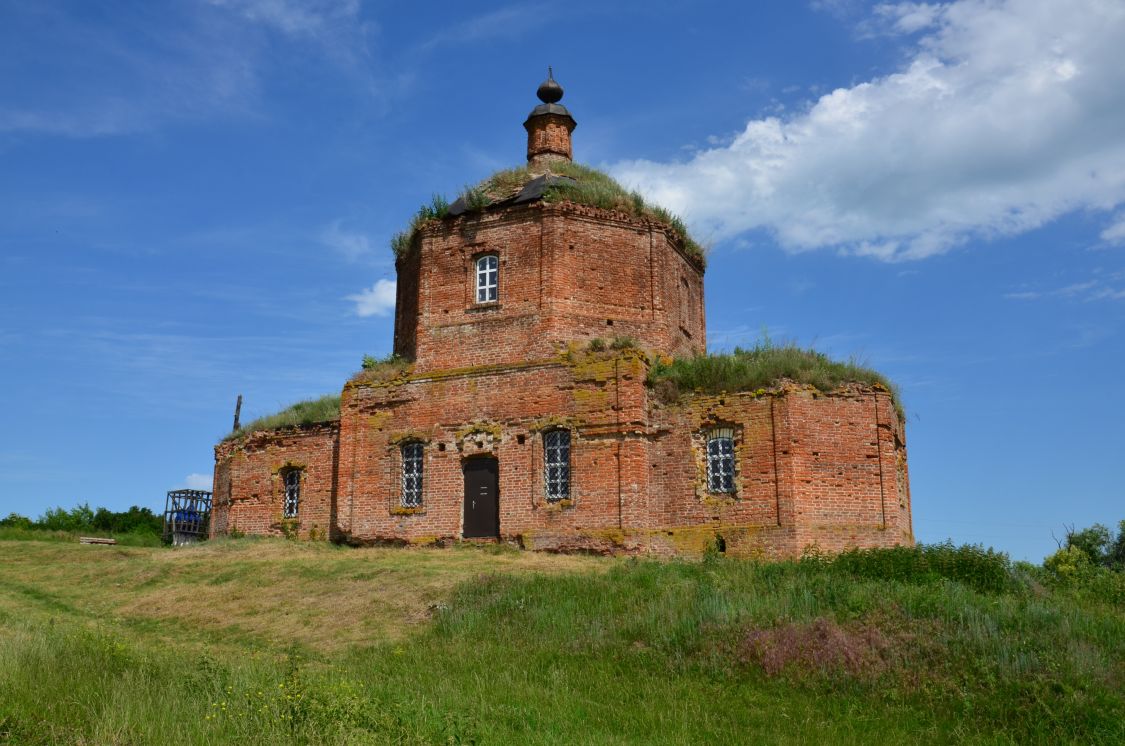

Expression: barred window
xmin=476 ymin=255 xmax=498 ymax=303
xmin=544 ymin=429 xmax=571 ymax=501
xmin=401 ymin=442 xmax=424 ymax=508
xmin=706 ymin=428 xmax=735 ymax=494
xmin=282 ymin=469 xmax=301 ymax=518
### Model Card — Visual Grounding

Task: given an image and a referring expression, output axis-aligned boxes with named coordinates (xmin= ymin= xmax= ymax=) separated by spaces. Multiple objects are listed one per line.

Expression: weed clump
xmin=586 ymin=336 xmax=639 ymax=353
xmin=350 ymin=353 xmax=411 ymax=385
xmin=392 ymin=162 xmax=706 ymax=265
xmin=390 ymin=194 xmax=449 ymax=260
xmin=805 ymin=542 xmax=1017 ymax=595
xmin=648 ymin=338 xmax=902 ymax=418
xmin=227 ymin=394 xmax=341 ymax=440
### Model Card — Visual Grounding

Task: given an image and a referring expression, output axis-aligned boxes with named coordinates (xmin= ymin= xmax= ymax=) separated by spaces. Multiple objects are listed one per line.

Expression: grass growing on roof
xmin=391 ymin=162 xmax=706 ymax=265
xmin=226 ymin=394 xmax=340 ymax=440
xmin=649 ymin=338 xmax=903 ymax=417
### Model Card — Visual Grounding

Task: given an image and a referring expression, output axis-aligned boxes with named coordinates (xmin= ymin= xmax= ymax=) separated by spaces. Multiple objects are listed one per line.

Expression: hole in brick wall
xmin=715 ymin=535 xmax=727 ymax=553
xmin=517 ymin=434 xmax=526 ymax=445
xmin=438 ymin=443 xmax=446 ymax=452
xmin=606 ymin=319 xmax=613 ymax=326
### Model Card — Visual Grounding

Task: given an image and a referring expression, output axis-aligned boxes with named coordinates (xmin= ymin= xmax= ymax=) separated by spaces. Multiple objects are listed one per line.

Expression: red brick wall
xmin=191 ymin=350 xmax=905 ymax=557
xmin=211 ymin=424 xmax=337 ymax=540
xmin=335 ymin=351 xmax=652 ymax=545
xmin=395 ymin=203 xmax=705 ymax=373
xmin=525 ymin=113 xmax=574 ymax=163
xmin=645 ymin=386 xmax=912 ymax=556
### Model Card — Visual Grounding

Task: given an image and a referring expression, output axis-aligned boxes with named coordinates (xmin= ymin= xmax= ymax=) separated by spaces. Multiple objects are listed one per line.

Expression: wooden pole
xmin=233 ymin=394 xmax=243 ymax=431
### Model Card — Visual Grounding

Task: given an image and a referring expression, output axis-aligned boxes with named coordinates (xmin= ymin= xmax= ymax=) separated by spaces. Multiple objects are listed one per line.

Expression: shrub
xmin=1060 ymin=521 xmax=1124 ymax=569
xmin=1044 ymin=545 xmax=1093 ymax=579
xmin=0 ymin=513 xmax=33 ymax=530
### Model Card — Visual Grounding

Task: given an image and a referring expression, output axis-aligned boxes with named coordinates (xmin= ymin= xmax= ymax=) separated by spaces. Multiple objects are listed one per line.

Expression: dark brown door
xmin=463 ymin=458 xmax=499 ymax=538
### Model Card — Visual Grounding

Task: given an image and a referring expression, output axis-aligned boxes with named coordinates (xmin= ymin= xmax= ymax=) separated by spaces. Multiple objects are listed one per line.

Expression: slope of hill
xmin=0 ymin=538 xmax=1121 ymax=744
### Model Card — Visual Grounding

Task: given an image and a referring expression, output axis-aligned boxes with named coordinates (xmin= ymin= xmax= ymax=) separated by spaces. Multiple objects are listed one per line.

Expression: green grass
xmin=649 ymin=339 xmax=903 ymax=417
xmin=391 ymin=162 xmax=706 ymax=266
xmin=0 ymin=526 xmax=162 ymax=546
xmin=350 ymin=352 xmax=413 ymax=385
xmin=226 ymin=394 xmax=340 ymax=440
xmin=1 ymin=538 xmax=1121 ymax=744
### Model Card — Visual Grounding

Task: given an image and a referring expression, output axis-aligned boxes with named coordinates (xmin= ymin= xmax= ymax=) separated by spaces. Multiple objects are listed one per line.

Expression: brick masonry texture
xmin=394 ymin=203 xmax=705 ymax=373
xmin=211 ymin=232 xmax=912 ymax=557
xmin=210 ymin=117 xmax=912 ymax=556
xmin=525 ymin=113 xmax=575 ymax=164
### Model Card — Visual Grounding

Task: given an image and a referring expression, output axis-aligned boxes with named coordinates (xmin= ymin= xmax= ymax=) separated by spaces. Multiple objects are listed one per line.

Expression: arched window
xmin=706 ymin=428 xmax=735 ymax=494
xmin=476 ymin=255 xmax=498 ymax=303
xmin=401 ymin=442 xmax=424 ymax=508
xmin=543 ymin=429 xmax=571 ymax=501
xmin=282 ymin=469 xmax=301 ymax=518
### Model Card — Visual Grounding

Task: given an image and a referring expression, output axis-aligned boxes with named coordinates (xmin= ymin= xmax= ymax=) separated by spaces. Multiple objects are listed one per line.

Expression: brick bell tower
xmin=524 ymin=67 xmax=576 ymax=166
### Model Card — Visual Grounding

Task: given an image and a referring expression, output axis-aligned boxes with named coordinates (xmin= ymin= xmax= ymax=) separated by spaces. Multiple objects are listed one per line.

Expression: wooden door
xmin=463 ymin=458 xmax=499 ymax=538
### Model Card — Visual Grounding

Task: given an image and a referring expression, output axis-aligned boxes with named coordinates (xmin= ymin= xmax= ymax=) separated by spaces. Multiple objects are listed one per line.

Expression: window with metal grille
xmin=401 ymin=442 xmax=424 ymax=507
xmin=282 ymin=469 xmax=301 ymax=518
xmin=543 ymin=429 xmax=571 ymax=501
xmin=706 ymin=428 xmax=735 ymax=494
xmin=476 ymin=255 xmax=498 ymax=303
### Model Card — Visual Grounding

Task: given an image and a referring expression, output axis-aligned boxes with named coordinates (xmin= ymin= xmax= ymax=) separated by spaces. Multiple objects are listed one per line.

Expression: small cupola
xmin=524 ymin=68 xmax=577 ymax=168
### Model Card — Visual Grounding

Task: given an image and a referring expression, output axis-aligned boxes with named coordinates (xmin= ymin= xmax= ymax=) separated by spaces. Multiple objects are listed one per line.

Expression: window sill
xmin=466 ymin=303 xmax=502 ymax=314
xmin=542 ymin=498 xmax=574 ymax=511
xmin=390 ymin=506 xmax=426 ymax=516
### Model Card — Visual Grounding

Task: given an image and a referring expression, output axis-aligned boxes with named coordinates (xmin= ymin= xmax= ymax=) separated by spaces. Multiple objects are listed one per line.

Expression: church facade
xmin=209 ymin=76 xmax=913 ymax=557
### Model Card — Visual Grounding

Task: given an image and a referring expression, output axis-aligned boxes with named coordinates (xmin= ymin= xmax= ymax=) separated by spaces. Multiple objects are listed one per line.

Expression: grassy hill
xmin=0 ymin=538 xmax=1122 ymax=744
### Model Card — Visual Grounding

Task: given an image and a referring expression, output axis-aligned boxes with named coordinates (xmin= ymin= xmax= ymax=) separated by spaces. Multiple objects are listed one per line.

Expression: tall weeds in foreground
xmin=1 ymin=540 xmax=1121 ymax=744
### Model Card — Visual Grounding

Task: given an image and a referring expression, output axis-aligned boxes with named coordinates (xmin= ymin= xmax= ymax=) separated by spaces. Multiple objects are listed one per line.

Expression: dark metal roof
xmin=446 ymin=174 xmax=578 ymax=217
xmin=537 ymin=68 xmax=564 ymax=104
xmin=525 ymin=102 xmax=573 ymax=121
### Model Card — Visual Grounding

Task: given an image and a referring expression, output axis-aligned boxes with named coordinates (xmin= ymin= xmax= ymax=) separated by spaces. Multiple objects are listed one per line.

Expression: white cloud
xmin=613 ymin=0 xmax=1125 ymax=261
xmin=1101 ymin=213 xmax=1125 ymax=245
xmin=419 ymin=4 xmax=554 ymax=51
xmin=207 ymin=0 xmax=361 ymax=38
xmin=184 ymin=473 xmax=213 ymax=491
xmin=871 ymin=3 xmax=947 ymax=34
xmin=347 ymin=279 xmax=396 ymax=317
xmin=1004 ymin=275 xmax=1125 ymax=302
xmin=320 ymin=221 xmax=372 ymax=261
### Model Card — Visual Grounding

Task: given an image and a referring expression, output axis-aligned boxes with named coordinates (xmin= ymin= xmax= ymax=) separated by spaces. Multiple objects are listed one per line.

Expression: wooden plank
xmin=78 ymin=537 xmax=117 ymax=545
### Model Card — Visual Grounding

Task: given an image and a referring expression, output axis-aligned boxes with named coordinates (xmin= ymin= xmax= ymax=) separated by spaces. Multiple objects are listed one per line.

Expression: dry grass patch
xmin=0 ymin=538 xmax=607 ymax=655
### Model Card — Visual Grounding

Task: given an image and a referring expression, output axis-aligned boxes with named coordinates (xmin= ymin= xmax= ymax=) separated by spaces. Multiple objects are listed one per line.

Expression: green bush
xmin=0 ymin=505 xmax=163 ymax=545
xmin=0 ymin=513 xmax=33 ymax=530
xmin=1060 ymin=520 xmax=1125 ymax=570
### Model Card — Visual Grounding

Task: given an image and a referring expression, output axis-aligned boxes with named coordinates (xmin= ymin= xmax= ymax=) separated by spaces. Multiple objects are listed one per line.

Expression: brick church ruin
xmin=210 ymin=74 xmax=913 ymax=557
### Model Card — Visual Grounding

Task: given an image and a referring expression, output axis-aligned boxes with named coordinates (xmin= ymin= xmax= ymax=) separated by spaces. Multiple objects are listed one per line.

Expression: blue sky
xmin=1 ymin=0 xmax=1122 ymax=561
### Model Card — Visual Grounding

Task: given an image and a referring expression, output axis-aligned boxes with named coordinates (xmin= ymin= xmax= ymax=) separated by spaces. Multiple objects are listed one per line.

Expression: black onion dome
xmin=536 ymin=68 xmax=564 ymax=104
